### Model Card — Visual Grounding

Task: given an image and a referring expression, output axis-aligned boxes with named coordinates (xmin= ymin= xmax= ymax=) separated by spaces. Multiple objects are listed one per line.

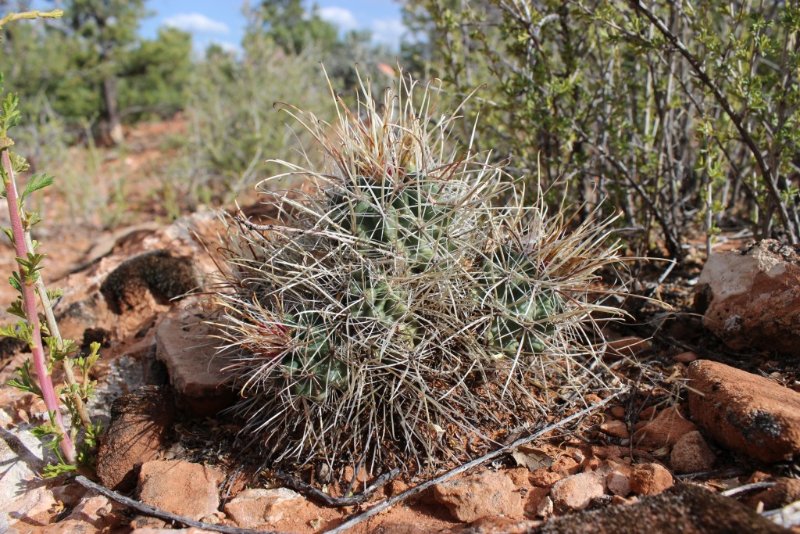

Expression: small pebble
xmin=536 ymin=496 xmax=554 ymax=518
xmin=610 ymin=406 xmax=626 ymax=419
xmin=600 ymin=420 xmax=630 ymax=439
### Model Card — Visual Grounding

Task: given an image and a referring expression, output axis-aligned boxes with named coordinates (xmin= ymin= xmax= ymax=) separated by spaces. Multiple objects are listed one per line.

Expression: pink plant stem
xmin=1 ymin=150 xmax=75 ymax=463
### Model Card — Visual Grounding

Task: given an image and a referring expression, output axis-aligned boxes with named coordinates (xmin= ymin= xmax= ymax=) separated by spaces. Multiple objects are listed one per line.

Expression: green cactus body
xmin=348 ymin=272 xmax=416 ymax=342
xmin=390 ymin=182 xmax=454 ymax=267
xmin=218 ymin=78 xmax=624 ymax=470
xmin=280 ymin=313 xmax=346 ymax=400
xmin=330 ymin=175 xmax=452 ymax=269
xmin=482 ymin=246 xmax=563 ymax=355
xmin=281 ymin=176 xmax=562 ymax=400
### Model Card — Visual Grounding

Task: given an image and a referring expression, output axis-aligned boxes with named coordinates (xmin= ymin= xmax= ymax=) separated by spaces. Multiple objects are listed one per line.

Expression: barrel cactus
xmin=217 ymin=75 xmax=623 ymax=472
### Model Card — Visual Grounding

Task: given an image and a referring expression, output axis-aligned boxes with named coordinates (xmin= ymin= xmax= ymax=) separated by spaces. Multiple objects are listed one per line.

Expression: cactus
xmin=217 ymin=74 xmax=624 ymax=471
xmin=480 ymin=245 xmax=564 ymax=355
xmin=326 ymin=174 xmax=454 ymax=268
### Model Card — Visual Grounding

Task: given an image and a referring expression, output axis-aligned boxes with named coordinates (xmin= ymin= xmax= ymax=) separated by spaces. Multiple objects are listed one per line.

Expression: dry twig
xmin=74 ymin=476 xmax=277 ymax=534
xmin=275 ymin=467 xmax=401 ymax=507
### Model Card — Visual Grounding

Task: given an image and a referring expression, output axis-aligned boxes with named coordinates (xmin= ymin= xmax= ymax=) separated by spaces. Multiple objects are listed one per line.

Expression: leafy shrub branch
xmin=403 ymin=0 xmax=800 ymax=256
xmin=0 ymin=9 xmax=101 ymax=476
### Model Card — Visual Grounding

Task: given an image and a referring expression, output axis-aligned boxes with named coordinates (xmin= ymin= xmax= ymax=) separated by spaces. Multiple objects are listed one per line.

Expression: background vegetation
xmin=403 ymin=0 xmax=800 ymax=258
xmin=1 ymin=0 xmax=798 ymax=259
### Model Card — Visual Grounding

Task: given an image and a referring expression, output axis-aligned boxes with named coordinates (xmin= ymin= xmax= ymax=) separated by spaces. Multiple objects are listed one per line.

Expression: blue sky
xmin=139 ymin=1 xmax=406 ymax=53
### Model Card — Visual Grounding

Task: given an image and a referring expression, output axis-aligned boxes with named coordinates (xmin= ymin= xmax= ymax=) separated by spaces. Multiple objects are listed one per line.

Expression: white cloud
xmin=164 ymin=13 xmax=229 ymax=34
xmin=319 ymin=6 xmax=358 ymax=32
xmin=371 ymin=19 xmax=406 ymax=50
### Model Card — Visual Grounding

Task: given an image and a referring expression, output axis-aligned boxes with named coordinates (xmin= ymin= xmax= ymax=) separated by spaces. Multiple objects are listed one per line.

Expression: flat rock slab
xmin=155 ymin=304 xmax=235 ymax=416
xmin=432 ymin=471 xmax=526 ymax=522
xmin=137 ymin=460 xmax=224 ymax=521
xmin=224 ymin=487 xmax=306 ymax=528
xmin=0 ymin=409 xmax=54 ymax=530
xmin=534 ymin=484 xmax=787 ymax=534
xmin=687 ymin=360 xmax=800 ymax=463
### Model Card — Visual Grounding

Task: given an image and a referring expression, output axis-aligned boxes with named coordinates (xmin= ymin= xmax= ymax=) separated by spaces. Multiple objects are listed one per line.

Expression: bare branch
xmin=74 ymin=476 xmax=276 ymax=534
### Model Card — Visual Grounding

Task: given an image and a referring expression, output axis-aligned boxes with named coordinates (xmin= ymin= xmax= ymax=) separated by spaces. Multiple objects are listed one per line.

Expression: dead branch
xmin=274 ymin=467 xmax=401 ymax=507
xmin=74 ymin=475 xmax=278 ymax=534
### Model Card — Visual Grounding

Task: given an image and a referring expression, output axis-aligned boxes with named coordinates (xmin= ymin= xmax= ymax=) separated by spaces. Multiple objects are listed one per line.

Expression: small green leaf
xmin=7 ymin=272 xmax=20 ymax=290
xmin=8 ymin=360 xmax=41 ymax=395
xmin=10 ymin=152 xmax=29 ymax=174
xmin=46 ymin=288 xmax=63 ymax=301
xmin=26 ymin=211 xmax=42 ymax=228
xmin=0 ymin=323 xmax=19 ymax=338
xmin=22 ymin=173 xmax=54 ymax=200
xmin=42 ymin=462 xmax=77 ymax=478
xmin=6 ymin=300 xmax=25 ymax=320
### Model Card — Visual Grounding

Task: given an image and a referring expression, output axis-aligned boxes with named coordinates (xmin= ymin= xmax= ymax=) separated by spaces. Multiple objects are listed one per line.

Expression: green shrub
xmin=169 ymin=35 xmax=329 ymax=208
xmin=403 ymin=0 xmax=800 ymax=256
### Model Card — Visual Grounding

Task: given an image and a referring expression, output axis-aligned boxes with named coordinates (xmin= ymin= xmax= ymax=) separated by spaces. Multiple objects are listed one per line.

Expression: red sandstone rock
xmin=155 ymin=304 xmax=235 ymax=416
xmin=137 ymin=460 xmax=224 ymax=520
xmin=54 ymin=213 xmax=223 ymax=343
xmin=673 ymin=351 xmax=698 ymax=363
xmin=590 ymin=445 xmax=626 ymax=459
xmin=609 ymin=406 xmax=626 ymax=419
xmin=223 ymin=488 xmax=308 ymax=529
xmin=629 ymin=463 xmax=673 ymax=496
xmin=605 ymin=470 xmax=631 ymax=497
xmin=535 ymin=496 xmax=554 ymax=518
xmin=633 ymin=406 xmax=697 ymax=448
xmin=550 ymin=472 xmax=605 ymax=511
xmin=687 ymin=360 xmax=800 ymax=463
xmin=670 ymin=431 xmax=716 ymax=474
xmin=523 ymin=486 xmax=550 ymax=517
xmin=43 ymin=495 xmax=124 ymax=533
xmin=697 ymin=240 xmax=800 ymax=356
xmin=96 ymin=386 xmax=175 ymax=491
xmin=432 ymin=471 xmax=525 ymax=522
xmin=550 ymin=455 xmax=581 ymax=476
xmin=600 ymin=420 xmax=629 ymax=439
xmin=529 ymin=468 xmax=562 ymax=488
